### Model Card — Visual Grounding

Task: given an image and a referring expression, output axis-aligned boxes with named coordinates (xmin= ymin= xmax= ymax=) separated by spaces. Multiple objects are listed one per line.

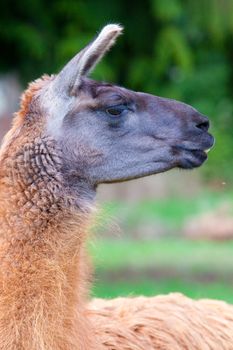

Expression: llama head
xmin=8 ymin=24 xmax=214 ymax=188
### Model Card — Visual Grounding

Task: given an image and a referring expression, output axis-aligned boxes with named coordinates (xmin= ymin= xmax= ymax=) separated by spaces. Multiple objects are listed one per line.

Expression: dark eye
xmin=105 ymin=105 xmax=126 ymax=116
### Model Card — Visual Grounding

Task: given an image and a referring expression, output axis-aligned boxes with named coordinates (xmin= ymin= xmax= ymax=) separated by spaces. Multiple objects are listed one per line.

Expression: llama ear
xmin=53 ymin=24 xmax=123 ymax=96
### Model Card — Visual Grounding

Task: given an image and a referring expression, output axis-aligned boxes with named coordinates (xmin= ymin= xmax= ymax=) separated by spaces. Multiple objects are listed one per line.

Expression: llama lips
xmin=178 ymin=149 xmax=208 ymax=170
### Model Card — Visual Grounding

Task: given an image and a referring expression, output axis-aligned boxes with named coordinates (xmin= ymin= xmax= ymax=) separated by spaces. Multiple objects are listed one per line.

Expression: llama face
xmin=38 ymin=24 xmax=214 ymax=186
xmin=55 ymin=78 xmax=214 ymax=185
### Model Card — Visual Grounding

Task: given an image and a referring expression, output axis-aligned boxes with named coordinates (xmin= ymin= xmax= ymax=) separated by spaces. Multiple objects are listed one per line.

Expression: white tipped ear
xmin=76 ymin=24 xmax=123 ymax=78
xmin=54 ymin=24 xmax=123 ymax=96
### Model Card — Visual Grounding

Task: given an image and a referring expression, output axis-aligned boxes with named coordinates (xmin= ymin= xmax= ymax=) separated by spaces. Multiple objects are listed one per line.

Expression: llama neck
xmin=0 ymin=136 xmax=96 ymax=349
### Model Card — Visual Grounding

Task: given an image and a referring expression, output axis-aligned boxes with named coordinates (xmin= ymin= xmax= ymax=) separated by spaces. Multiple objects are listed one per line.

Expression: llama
xmin=0 ymin=23 xmax=232 ymax=350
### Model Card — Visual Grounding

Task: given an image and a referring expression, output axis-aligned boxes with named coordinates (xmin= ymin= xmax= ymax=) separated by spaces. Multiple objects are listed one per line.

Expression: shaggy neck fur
xmin=0 ymin=91 xmax=96 ymax=349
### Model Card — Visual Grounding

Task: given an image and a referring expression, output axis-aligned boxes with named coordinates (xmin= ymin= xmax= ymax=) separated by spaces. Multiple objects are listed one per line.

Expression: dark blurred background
xmin=1 ymin=0 xmax=233 ymax=301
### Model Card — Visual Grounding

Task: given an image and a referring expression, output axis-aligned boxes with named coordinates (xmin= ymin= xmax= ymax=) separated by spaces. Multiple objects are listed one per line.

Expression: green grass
xmin=92 ymin=278 xmax=233 ymax=304
xmin=94 ymin=190 xmax=233 ymax=234
xmin=90 ymin=238 xmax=233 ymax=274
xmin=90 ymin=237 xmax=233 ymax=303
xmin=90 ymin=191 xmax=233 ymax=303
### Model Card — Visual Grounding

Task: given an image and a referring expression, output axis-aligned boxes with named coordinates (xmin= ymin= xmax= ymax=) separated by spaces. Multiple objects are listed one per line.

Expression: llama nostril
xmin=196 ymin=120 xmax=209 ymax=132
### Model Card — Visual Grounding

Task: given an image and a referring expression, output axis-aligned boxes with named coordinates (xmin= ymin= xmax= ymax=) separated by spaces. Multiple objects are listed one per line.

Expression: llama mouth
xmin=176 ymin=134 xmax=214 ymax=169
xmin=178 ymin=149 xmax=208 ymax=169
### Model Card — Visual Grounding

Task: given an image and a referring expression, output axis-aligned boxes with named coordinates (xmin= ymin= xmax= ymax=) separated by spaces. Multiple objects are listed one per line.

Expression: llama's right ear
xmin=53 ymin=24 xmax=123 ymax=96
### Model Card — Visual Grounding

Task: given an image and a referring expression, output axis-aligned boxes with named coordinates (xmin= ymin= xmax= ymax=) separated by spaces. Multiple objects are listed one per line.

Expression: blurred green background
xmin=0 ymin=0 xmax=233 ymax=302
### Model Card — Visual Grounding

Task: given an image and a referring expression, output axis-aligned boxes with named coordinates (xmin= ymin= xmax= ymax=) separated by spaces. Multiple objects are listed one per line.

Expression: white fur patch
xmin=40 ymin=81 xmax=75 ymax=136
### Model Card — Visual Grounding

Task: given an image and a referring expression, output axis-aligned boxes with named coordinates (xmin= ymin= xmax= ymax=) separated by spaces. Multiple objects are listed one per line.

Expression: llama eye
xmin=106 ymin=105 xmax=125 ymax=116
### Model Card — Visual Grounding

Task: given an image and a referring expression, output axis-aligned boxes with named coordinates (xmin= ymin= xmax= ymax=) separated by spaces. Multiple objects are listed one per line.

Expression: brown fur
xmin=90 ymin=294 xmax=233 ymax=349
xmin=0 ymin=77 xmax=232 ymax=350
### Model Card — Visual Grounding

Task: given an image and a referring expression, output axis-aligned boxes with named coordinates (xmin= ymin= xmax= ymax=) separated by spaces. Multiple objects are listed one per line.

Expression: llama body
xmin=90 ymin=294 xmax=233 ymax=349
xmin=0 ymin=24 xmax=231 ymax=350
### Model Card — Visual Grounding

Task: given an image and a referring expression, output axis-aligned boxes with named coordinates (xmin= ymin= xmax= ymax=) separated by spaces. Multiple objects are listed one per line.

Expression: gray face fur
xmin=41 ymin=24 xmax=214 ymax=189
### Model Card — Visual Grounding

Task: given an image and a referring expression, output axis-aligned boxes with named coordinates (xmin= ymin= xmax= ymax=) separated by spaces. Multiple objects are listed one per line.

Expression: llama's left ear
xmin=54 ymin=24 xmax=123 ymax=96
